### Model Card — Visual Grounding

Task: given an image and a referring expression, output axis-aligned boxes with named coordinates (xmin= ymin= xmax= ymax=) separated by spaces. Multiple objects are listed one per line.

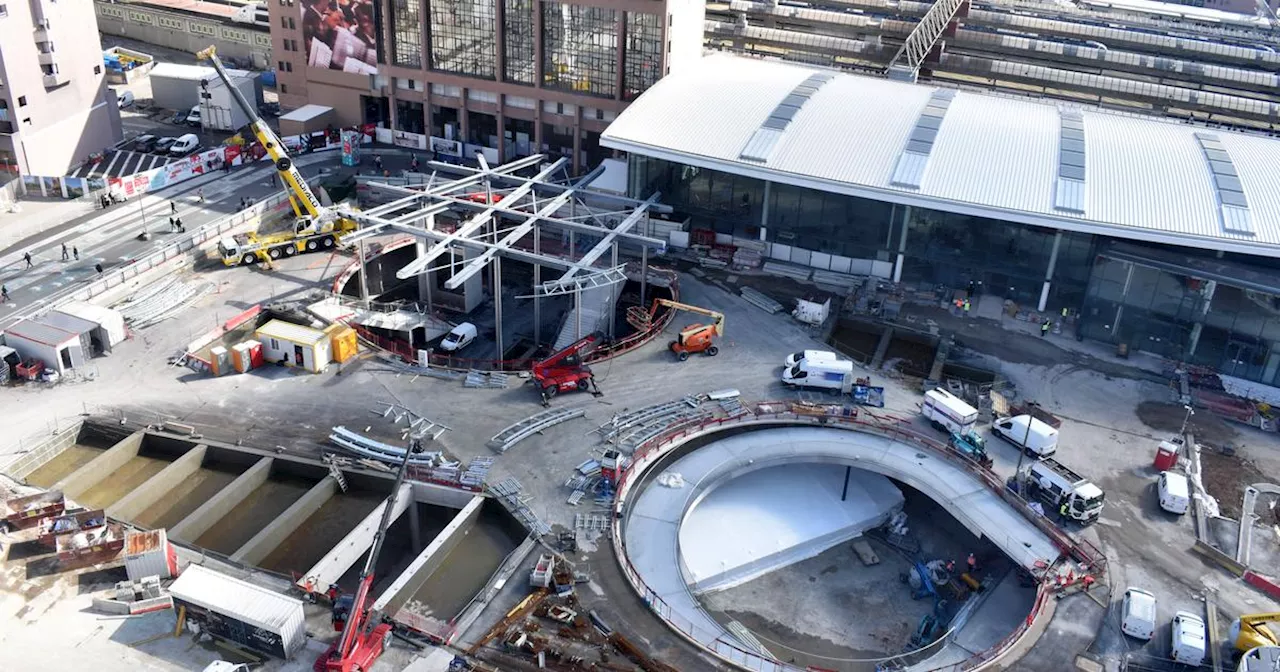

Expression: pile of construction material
xmin=92 ymin=575 xmax=172 ymax=615
xmin=115 ymin=275 xmax=215 ymax=329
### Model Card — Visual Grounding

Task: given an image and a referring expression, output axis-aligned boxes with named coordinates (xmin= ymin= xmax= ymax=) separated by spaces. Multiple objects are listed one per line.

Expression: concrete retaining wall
xmin=54 ymin=431 xmax=144 ymax=499
xmin=109 ymin=444 xmax=208 ymax=522
xmin=231 ymin=476 xmax=337 ymax=566
xmin=410 ymin=481 xmax=477 ymax=509
xmin=372 ymin=495 xmax=485 ymax=613
xmin=1 ymin=422 xmax=81 ymax=480
xmin=301 ymin=483 xmax=413 ymax=588
xmin=170 ymin=457 xmax=273 ymax=543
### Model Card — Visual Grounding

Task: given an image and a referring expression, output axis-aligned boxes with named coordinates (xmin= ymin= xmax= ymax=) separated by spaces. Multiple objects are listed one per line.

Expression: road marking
xmin=1095 ymin=517 xmax=1120 ymax=528
xmin=102 ymin=151 xmax=122 ymax=178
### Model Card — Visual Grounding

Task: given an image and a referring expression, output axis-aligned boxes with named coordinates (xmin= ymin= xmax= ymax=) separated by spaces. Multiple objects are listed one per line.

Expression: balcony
xmin=33 ymin=18 xmax=51 ymax=43
xmin=38 ymin=51 xmax=56 ymax=67
xmin=0 ymin=120 xmax=13 ymax=134
xmin=42 ymin=71 xmax=68 ymax=88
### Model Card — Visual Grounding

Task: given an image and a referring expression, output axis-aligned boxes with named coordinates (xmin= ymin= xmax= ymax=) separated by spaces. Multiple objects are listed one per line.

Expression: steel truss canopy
xmin=339 ymin=155 xmax=667 ymax=293
xmin=887 ymin=0 xmax=970 ymax=83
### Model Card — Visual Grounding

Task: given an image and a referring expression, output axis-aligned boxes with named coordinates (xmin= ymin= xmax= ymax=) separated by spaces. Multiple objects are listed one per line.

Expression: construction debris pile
xmin=1170 ymin=363 xmax=1279 ymax=432
xmin=115 ymin=275 xmax=216 ymax=329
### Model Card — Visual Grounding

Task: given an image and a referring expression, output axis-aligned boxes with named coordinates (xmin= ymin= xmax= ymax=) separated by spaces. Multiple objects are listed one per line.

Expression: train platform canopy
xmin=601 ymin=53 xmax=1280 ymax=258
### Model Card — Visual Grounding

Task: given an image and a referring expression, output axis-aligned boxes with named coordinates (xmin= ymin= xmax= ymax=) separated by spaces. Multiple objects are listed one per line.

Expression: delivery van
xmin=1120 ymin=587 xmax=1157 ymax=641
xmin=921 ymin=389 xmax=979 ymax=436
xmin=784 ymin=349 xmax=838 ymax=368
xmin=1170 ymin=611 xmax=1206 ymax=666
xmin=439 ymin=322 xmax=477 ymax=352
xmin=1157 ymin=470 xmax=1190 ymax=515
xmin=992 ymin=414 xmax=1059 ymax=457
xmin=168 ymin=134 xmax=200 ymax=157
xmin=782 ymin=358 xmax=855 ymax=393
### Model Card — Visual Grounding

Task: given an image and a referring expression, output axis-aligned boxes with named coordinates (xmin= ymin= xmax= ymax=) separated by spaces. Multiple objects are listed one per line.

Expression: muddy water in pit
xmin=132 ymin=465 xmax=242 ymax=529
xmin=259 ymin=492 xmax=383 ymax=577
xmin=24 ymin=445 xmax=106 ymax=488
xmin=194 ymin=477 xmax=313 ymax=555
xmin=404 ymin=509 xmax=522 ymax=621
xmin=75 ymin=454 xmax=170 ymax=510
xmin=333 ymin=503 xmax=454 ymax=597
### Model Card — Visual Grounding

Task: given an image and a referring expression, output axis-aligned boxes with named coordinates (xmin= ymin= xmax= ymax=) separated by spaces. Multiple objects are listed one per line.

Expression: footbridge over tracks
xmin=613 ymin=410 xmax=1103 ymax=672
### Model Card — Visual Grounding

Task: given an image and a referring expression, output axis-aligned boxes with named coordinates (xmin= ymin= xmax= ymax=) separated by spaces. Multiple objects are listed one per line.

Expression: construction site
xmin=4 ymin=38 xmax=1280 ymax=672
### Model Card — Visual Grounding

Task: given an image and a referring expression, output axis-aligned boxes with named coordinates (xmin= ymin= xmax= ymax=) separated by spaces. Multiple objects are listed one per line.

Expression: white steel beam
xmin=886 ymin=0 xmax=968 ymax=82
xmin=558 ymin=194 xmax=662 ymax=282
xmin=394 ymin=158 xmax=568 ymax=280
xmin=343 ymin=210 xmax=578 ymax=270
xmin=421 ymin=160 xmax=675 ymax=213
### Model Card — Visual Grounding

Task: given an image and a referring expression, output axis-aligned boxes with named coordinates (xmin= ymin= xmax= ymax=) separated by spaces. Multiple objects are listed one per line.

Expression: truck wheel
xmin=544 ymin=385 xmax=558 ymax=398
xmin=577 ymin=379 xmax=590 ymax=391
xmin=241 ymin=253 xmax=257 ymax=265
xmin=306 ymin=239 xmax=319 ymax=252
xmin=268 ymin=247 xmax=282 ymax=260
xmin=707 ymin=346 xmax=719 ymax=356
xmin=321 ymin=235 xmax=335 ymax=248
xmin=284 ymin=245 xmax=297 ymax=256
xmin=677 ymin=351 xmax=689 ymax=362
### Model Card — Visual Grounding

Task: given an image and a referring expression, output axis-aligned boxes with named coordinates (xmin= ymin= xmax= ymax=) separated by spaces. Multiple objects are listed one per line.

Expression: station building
xmin=601 ymin=54 xmax=1280 ymax=387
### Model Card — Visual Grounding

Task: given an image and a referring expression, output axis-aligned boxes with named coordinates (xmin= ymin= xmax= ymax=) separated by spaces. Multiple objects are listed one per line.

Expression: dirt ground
xmin=1201 ymin=448 xmax=1272 ymax=520
xmin=1134 ymin=400 xmax=1241 ymax=446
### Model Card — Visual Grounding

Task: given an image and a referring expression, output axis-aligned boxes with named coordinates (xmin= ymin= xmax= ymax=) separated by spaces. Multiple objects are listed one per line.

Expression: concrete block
xmin=410 ymin=481 xmax=477 ymax=509
xmin=54 ymin=431 xmax=144 ymax=500
xmin=302 ymin=483 xmax=412 ymax=588
xmin=231 ymin=476 xmax=338 ymax=566
xmin=108 ymin=444 xmax=208 ymax=522
xmin=92 ymin=597 xmax=132 ymax=615
xmin=372 ymin=495 xmax=484 ymax=613
xmin=170 ymin=457 xmax=273 ymax=543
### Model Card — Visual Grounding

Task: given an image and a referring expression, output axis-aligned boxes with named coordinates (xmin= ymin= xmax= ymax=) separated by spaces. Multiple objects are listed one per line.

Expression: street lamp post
xmin=1180 ymin=404 xmax=1195 ymax=437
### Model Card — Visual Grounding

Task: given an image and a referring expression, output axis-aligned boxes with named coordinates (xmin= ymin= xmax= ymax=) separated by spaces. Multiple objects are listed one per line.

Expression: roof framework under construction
xmin=339 ymin=155 xmax=669 ymax=357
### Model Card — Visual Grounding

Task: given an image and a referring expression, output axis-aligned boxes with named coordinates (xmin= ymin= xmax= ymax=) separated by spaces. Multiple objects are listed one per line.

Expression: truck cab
xmin=1025 ymin=458 xmax=1105 ymax=523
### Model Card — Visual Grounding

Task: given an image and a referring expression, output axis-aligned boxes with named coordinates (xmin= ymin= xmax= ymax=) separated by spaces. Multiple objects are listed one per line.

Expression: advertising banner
xmin=430 ymin=136 xmax=462 ymax=158
xmin=302 ymin=0 xmax=378 ymax=75
xmin=393 ymin=129 xmax=427 ymax=150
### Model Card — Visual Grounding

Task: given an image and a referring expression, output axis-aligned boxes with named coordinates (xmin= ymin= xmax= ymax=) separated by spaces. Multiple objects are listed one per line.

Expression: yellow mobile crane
xmin=627 ymin=298 xmax=725 ymax=361
xmin=195 ymin=46 xmax=357 ymax=266
xmin=1231 ymin=613 xmax=1280 ymax=653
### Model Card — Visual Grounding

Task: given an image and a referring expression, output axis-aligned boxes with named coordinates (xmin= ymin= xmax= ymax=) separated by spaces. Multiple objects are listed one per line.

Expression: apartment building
xmin=270 ymin=0 xmax=703 ymax=172
xmin=0 ymin=0 xmax=123 ymax=175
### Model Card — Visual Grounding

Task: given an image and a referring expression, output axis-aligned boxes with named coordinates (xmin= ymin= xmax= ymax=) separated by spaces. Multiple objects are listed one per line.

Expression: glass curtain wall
xmin=430 ymin=0 xmax=497 ymax=78
xmin=623 ymin=12 xmax=662 ymax=100
xmin=542 ymin=2 xmax=619 ymax=97
xmin=390 ymin=0 xmax=423 ymax=68
xmin=503 ymin=0 xmax=536 ymax=84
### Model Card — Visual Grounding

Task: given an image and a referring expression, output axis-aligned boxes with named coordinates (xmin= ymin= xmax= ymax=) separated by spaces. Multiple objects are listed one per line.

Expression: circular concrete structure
xmin=615 ymin=418 xmax=1062 ymax=671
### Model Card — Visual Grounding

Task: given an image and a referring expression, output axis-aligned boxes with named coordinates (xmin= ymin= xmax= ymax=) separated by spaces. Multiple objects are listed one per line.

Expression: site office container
xmin=169 ymin=565 xmax=307 ymax=659
xmin=922 ymin=389 xmax=979 ymax=435
xmin=254 ymin=319 xmax=332 ymax=373
xmin=124 ymin=529 xmax=177 ymax=581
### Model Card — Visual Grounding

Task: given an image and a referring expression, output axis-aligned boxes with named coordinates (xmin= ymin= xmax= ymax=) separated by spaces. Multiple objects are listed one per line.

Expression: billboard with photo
xmin=302 ymin=0 xmax=379 ymax=74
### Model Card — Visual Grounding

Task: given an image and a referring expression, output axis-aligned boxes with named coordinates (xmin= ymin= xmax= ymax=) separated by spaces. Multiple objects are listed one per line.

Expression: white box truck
xmin=1019 ymin=457 xmax=1105 ymax=524
xmin=782 ymin=358 xmax=856 ymax=393
xmin=992 ymin=414 xmax=1059 ymax=457
xmin=921 ymin=389 xmax=979 ymax=436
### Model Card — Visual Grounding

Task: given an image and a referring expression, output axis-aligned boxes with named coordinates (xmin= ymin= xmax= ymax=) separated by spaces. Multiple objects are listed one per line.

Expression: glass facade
xmin=542 ymin=2 xmax=619 ymax=98
xmin=390 ymin=0 xmax=423 ymax=68
xmin=623 ymin=12 xmax=662 ymax=100
xmin=503 ymin=0 xmax=536 ymax=85
xmin=430 ymin=0 xmax=497 ymax=78
xmin=396 ymin=100 xmax=425 ymax=134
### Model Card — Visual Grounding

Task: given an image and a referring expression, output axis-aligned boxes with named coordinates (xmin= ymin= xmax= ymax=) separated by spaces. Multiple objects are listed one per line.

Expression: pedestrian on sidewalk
xmin=61 ymin=243 xmax=69 ymax=261
xmin=198 ymin=188 xmax=205 ymax=204
xmin=176 ymin=217 xmax=184 ymax=233
xmin=23 ymin=252 xmax=32 ymax=268
xmin=73 ymin=246 xmax=79 ymax=261
xmin=962 ymin=298 xmax=970 ymax=317
xmin=1 ymin=285 xmax=9 ymax=303
xmin=1040 ymin=318 xmax=1051 ymax=338
xmin=373 ymin=154 xmax=382 ymax=171
xmin=170 ymin=201 xmax=177 ymax=215
xmin=168 ymin=216 xmax=176 ymax=231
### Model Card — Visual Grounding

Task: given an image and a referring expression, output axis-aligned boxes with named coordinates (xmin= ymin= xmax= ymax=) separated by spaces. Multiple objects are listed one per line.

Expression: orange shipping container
xmin=326 ymin=325 xmax=358 ymax=364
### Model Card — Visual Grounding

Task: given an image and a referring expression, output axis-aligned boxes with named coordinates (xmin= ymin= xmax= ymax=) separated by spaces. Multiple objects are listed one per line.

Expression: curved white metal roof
xmin=601 ymin=54 xmax=1280 ymax=257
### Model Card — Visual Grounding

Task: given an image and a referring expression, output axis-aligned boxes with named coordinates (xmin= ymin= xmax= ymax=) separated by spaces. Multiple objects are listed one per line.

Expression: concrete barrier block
xmin=231 ymin=476 xmax=338 ymax=566
xmin=92 ymin=597 xmax=132 ymax=615
xmin=170 ymin=457 xmax=273 ymax=543
xmin=55 ymin=431 xmax=144 ymax=499
xmin=109 ymin=445 xmax=208 ymax=522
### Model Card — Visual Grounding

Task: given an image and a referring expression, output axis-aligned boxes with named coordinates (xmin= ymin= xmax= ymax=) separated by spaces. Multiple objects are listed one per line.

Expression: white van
xmin=1120 ymin=587 xmax=1157 ymax=640
xmin=921 ymin=388 xmax=979 ymax=436
xmin=784 ymin=349 xmax=837 ymax=368
xmin=1158 ymin=471 xmax=1190 ymax=515
xmin=169 ymin=134 xmax=199 ymax=157
xmin=782 ymin=358 xmax=855 ymax=393
xmin=439 ymin=322 xmax=477 ymax=351
xmin=992 ymin=415 xmax=1059 ymax=457
xmin=186 ymin=105 xmax=202 ymax=126
xmin=1170 ymin=611 xmax=1206 ymax=666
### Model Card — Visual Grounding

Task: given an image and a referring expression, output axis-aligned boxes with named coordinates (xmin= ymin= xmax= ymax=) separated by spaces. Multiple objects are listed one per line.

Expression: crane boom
xmin=195 ymin=45 xmax=324 ymax=223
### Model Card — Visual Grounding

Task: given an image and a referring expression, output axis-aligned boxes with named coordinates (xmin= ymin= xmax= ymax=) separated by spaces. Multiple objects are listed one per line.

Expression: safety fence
xmin=608 ymin=407 xmax=1091 ymax=672
xmin=11 ymin=191 xmax=293 ymax=330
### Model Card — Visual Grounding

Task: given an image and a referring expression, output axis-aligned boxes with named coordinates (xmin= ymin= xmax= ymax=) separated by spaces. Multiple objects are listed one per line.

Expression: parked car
xmin=1170 ymin=611 xmax=1207 ymax=666
xmin=1158 ymin=470 xmax=1190 ymax=515
xmin=169 ymin=134 xmax=199 ymax=157
xmin=185 ymin=105 xmax=201 ymax=126
xmin=439 ymin=323 xmax=478 ymax=352
xmin=116 ymin=90 xmax=135 ymax=109
xmin=154 ymin=137 xmax=178 ymax=154
xmin=133 ymin=134 xmax=158 ymax=152
xmin=1120 ymin=587 xmax=1157 ymax=640
xmin=169 ymin=109 xmax=187 ymax=125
